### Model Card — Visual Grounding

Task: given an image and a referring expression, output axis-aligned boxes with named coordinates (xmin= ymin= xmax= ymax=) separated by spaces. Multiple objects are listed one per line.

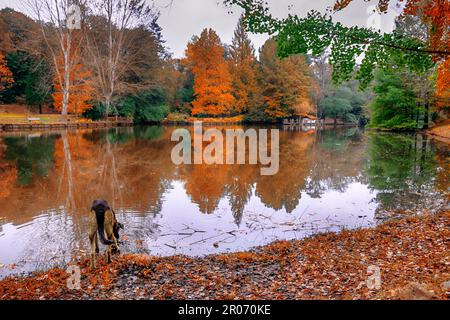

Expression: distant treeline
xmin=0 ymin=1 xmax=447 ymax=129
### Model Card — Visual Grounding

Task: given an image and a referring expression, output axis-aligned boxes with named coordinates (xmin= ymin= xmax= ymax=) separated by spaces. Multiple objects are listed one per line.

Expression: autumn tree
xmin=0 ymin=9 xmax=53 ymax=109
xmin=259 ymin=39 xmax=315 ymax=119
xmin=53 ymin=52 xmax=94 ymax=115
xmin=0 ymin=11 xmax=12 ymax=54
xmin=383 ymin=0 xmax=449 ymax=112
xmin=0 ymin=8 xmax=39 ymax=54
xmin=435 ymin=59 xmax=450 ymax=110
xmin=27 ymin=0 xmax=87 ymax=117
xmin=155 ymin=58 xmax=185 ymax=108
xmin=184 ymin=28 xmax=235 ymax=117
xmin=311 ymin=53 xmax=332 ymax=104
xmin=228 ymin=16 xmax=259 ymax=115
xmin=84 ymin=0 xmax=162 ymax=118
xmin=0 ymin=53 xmax=14 ymax=99
xmin=225 ymin=0 xmax=449 ymax=125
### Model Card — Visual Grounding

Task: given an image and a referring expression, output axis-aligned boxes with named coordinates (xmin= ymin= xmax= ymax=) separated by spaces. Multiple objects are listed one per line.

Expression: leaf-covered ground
xmin=0 ymin=211 xmax=449 ymax=300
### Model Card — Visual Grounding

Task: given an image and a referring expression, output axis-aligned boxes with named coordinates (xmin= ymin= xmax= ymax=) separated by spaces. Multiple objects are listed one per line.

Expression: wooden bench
xmin=27 ymin=117 xmax=41 ymax=124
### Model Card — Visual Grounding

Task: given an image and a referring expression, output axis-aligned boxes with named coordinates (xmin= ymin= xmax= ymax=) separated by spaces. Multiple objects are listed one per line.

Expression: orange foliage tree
xmin=0 ymin=53 xmax=14 ymax=92
xmin=228 ymin=16 xmax=259 ymax=115
xmin=435 ymin=58 xmax=450 ymax=108
xmin=260 ymin=39 xmax=315 ymax=119
xmin=53 ymin=52 xmax=95 ymax=115
xmin=184 ymin=28 xmax=235 ymax=117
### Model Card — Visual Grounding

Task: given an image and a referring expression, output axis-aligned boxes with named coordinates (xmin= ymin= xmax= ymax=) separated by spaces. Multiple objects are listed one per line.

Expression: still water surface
xmin=0 ymin=126 xmax=448 ymax=277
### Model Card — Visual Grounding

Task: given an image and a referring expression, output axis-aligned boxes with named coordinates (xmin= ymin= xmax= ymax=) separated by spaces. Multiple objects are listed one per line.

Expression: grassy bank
xmin=0 ymin=211 xmax=448 ymax=300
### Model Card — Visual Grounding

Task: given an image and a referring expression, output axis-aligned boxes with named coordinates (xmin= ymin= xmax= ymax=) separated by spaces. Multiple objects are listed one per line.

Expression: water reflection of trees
xmin=303 ymin=128 xmax=367 ymax=198
xmin=0 ymin=127 xmax=447 ymax=227
xmin=3 ymin=134 xmax=57 ymax=185
xmin=366 ymin=133 xmax=446 ymax=217
xmin=255 ymin=131 xmax=314 ymax=213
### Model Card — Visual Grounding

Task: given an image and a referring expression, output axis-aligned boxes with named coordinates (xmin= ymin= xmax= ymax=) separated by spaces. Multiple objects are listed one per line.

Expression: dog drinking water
xmin=89 ymin=199 xmax=124 ymax=268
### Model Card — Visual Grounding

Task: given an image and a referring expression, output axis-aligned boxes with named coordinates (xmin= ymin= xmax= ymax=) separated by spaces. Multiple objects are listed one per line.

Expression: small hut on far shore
xmin=282 ymin=113 xmax=318 ymax=126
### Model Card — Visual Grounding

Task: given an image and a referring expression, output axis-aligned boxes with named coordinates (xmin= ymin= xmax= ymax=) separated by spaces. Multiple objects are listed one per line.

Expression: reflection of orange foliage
xmin=53 ymin=52 xmax=95 ymax=115
xmin=256 ymin=133 xmax=315 ymax=212
xmin=54 ymin=133 xmax=95 ymax=173
xmin=0 ymin=163 xmax=17 ymax=199
xmin=184 ymin=164 xmax=230 ymax=214
xmin=0 ymin=139 xmax=16 ymax=199
xmin=184 ymin=29 xmax=235 ymax=117
xmin=0 ymin=53 xmax=13 ymax=91
xmin=0 ymin=128 xmax=357 ymax=227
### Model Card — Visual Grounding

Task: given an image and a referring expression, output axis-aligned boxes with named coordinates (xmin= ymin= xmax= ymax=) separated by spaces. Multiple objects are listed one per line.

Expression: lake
xmin=0 ymin=126 xmax=448 ymax=278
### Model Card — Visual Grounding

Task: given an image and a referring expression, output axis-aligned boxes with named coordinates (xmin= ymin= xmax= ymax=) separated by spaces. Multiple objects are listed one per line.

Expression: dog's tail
xmin=95 ymin=211 xmax=114 ymax=245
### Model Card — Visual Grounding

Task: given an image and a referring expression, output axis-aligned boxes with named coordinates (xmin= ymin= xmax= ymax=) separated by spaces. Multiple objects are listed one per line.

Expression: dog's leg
xmin=106 ymin=245 xmax=112 ymax=263
xmin=113 ymin=237 xmax=120 ymax=254
xmin=89 ymin=234 xmax=97 ymax=268
xmin=95 ymin=232 xmax=99 ymax=254
xmin=89 ymin=210 xmax=98 ymax=268
xmin=105 ymin=210 xmax=114 ymax=263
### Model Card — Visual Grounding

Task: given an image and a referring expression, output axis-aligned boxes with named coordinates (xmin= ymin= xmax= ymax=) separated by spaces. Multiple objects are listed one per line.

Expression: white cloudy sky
xmin=0 ymin=0 xmax=401 ymax=57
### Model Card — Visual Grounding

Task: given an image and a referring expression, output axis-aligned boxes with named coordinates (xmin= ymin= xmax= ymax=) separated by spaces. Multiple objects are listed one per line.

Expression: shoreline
xmin=425 ymin=121 xmax=450 ymax=145
xmin=1 ymin=121 xmax=449 ymax=149
xmin=1 ymin=211 xmax=448 ymax=300
xmin=0 ymin=120 xmax=133 ymax=132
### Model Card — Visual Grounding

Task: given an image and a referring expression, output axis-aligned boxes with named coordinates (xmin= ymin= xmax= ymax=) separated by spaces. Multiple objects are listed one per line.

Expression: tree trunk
xmin=61 ymin=44 xmax=71 ymax=119
xmin=62 ymin=89 xmax=69 ymax=118
xmin=104 ymin=98 xmax=111 ymax=121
